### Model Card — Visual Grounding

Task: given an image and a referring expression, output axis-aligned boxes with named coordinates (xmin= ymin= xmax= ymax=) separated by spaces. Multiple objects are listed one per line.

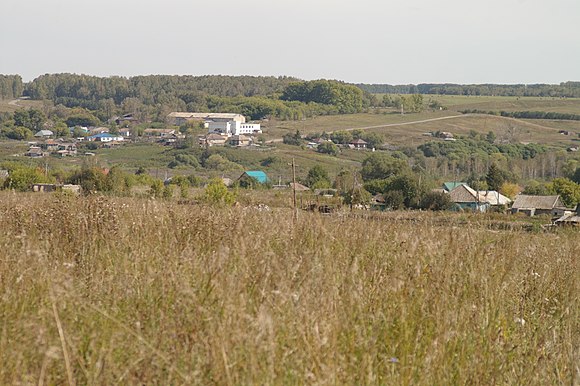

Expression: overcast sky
xmin=1 ymin=0 xmax=578 ymax=84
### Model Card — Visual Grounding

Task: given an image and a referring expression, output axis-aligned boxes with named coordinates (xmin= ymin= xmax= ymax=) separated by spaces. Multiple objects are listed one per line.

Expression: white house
xmin=87 ymin=133 xmax=124 ymax=142
xmin=208 ymin=120 xmax=261 ymax=136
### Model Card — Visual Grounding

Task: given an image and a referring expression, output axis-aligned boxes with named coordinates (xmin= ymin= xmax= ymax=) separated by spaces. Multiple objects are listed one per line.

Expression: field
xmin=0 ymin=192 xmax=578 ymax=384
xmin=265 ymin=96 xmax=580 ymax=147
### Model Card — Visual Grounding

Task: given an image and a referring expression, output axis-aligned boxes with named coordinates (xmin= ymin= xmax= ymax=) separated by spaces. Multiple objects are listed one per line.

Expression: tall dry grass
xmin=0 ymin=192 xmax=578 ymax=385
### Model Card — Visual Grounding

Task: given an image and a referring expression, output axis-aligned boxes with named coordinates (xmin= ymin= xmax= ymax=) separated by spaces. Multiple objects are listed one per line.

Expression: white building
xmin=167 ymin=112 xmax=246 ymax=126
xmin=208 ymin=121 xmax=261 ymax=136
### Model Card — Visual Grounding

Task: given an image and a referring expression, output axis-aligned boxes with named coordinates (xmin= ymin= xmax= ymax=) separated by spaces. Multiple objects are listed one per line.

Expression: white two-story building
xmin=208 ymin=121 xmax=261 ymax=136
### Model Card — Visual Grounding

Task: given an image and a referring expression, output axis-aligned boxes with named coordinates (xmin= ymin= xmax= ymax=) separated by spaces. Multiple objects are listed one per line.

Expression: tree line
xmin=357 ymin=82 xmax=580 ymax=98
xmin=0 ymin=75 xmax=24 ymax=100
xmin=15 ymin=74 xmax=371 ymax=121
xmin=461 ymin=109 xmax=580 ymax=121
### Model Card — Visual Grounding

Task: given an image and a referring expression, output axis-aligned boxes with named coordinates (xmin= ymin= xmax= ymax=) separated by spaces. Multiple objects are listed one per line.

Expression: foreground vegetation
xmin=0 ymin=192 xmax=577 ymax=384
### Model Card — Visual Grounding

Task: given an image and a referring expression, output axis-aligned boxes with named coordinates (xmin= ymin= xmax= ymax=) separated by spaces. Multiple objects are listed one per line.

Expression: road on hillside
xmin=266 ymin=114 xmax=471 ymax=143
xmin=266 ymin=113 xmax=561 ymax=143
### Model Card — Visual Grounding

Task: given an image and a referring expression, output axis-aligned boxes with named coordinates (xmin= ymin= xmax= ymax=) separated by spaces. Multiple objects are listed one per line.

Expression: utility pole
xmin=292 ymin=158 xmax=297 ymax=221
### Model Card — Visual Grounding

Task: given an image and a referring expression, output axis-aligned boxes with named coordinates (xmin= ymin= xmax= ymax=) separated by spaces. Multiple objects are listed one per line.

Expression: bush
xmin=383 ymin=190 xmax=405 ymax=210
xmin=317 ymin=142 xmax=339 ymax=156
xmin=202 ymin=178 xmax=236 ymax=206
xmin=418 ymin=191 xmax=453 ymax=211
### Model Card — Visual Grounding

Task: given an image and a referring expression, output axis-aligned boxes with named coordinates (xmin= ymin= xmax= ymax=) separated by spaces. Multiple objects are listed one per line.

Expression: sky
xmin=1 ymin=0 xmax=579 ymax=84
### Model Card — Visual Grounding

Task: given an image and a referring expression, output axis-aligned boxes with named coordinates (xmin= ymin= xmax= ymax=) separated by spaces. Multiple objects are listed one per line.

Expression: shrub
xmin=202 ymin=178 xmax=236 ymax=206
xmin=419 ymin=191 xmax=453 ymax=211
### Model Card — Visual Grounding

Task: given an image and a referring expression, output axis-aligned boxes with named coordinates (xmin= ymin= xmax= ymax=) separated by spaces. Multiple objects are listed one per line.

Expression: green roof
xmin=443 ymin=182 xmax=466 ymax=192
xmin=244 ymin=171 xmax=268 ymax=184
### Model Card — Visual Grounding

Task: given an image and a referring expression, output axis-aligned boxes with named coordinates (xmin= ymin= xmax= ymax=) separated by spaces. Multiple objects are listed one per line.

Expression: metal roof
xmin=477 ymin=191 xmax=512 ymax=205
xmin=168 ymin=112 xmax=245 ymax=120
xmin=443 ymin=182 xmax=466 ymax=192
xmin=243 ymin=171 xmax=268 ymax=183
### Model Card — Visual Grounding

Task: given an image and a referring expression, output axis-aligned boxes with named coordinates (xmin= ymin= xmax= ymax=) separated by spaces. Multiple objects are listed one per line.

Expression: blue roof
xmin=244 ymin=171 xmax=268 ymax=183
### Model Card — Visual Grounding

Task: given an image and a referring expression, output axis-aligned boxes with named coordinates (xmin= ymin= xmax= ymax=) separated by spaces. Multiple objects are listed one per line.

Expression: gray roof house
xmin=511 ymin=195 xmax=566 ymax=217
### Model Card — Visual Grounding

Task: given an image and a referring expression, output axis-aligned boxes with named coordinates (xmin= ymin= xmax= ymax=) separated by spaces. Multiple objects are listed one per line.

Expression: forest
xmin=357 ymin=81 xmax=580 ymax=97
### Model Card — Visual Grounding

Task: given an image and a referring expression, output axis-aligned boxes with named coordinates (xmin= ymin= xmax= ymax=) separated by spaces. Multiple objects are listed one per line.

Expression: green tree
xmin=202 ymin=178 xmax=236 ymax=206
xmin=149 ymin=179 xmax=164 ymax=198
xmin=550 ymin=178 xmax=580 ymax=207
xmin=486 ymin=131 xmax=497 ymax=144
xmin=383 ymin=190 xmax=405 ymax=210
xmin=571 ymin=167 xmax=580 ymax=184
xmin=485 ymin=164 xmax=510 ymax=191
xmin=282 ymin=130 xmax=302 ymax=146
xmin=305 ymin=165 xmax=331 ymax=189
xmin=330 ymin=130 xmax=353 ymax=144
xmin=317 ymin=142 xmax=339 ymax=156
xmin=361 ymin=153 xmax=409 ymax=181
xmin=3 ymin=166 xmax=52 ymax=191
xmin=419 ymin=191 xmax=453 ymax=211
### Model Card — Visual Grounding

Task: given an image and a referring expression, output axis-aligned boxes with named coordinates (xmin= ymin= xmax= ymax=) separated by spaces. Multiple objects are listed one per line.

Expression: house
xmin=511 ymin=195 xmax=566 ymax=216
xmin=62 ymin=184 xmax=82 ymax=195
xmin=201 ymin=133 xmax=227 ymax=147
xmin=349 ymin=138 xmax=368 ymax=149
xmin=229 ymin=134 xmax=252 ymax=147
xmin=289 ymin=182 xmax=310 ymax=191
xmin=442 ymin=182 xmax=467 ymax=192
xmin=115 ymin=114 xmax=139 ymax=127
xmin=438 ymin=131 xmax=454 ymax=139
xmin=167 ymin=112 xmax=246 ymax=126
xmin=40 ymin=140 xmax=60 ymax=152
xmin=87 ymin=133 xmax=124 ymax=142
xmin=32 ymin=183 xmax=58 ymax=192
xmin=88 ymin=127 xmax=110 ymax=135
xmin=144 ymin=128 xmax=176 ymax=138
xmin=449 ymin=184 xmax=490 ymax=212
xmin=237 ymin=171 xmax=269 ymax=187
xmin=555 ymin=206 xmax=580 ymax=226
xmin=370 ymin=194 xmax=387 ymax=211
xmin=25 ymin=146 xmax=45 ymax=158
xmin=477 ymin=190 xmax=512 ymax=207
xmin=118 ymin=128 xmax=132 ymax=138
xmin=34 ymin=130 xmax=54 ymax=138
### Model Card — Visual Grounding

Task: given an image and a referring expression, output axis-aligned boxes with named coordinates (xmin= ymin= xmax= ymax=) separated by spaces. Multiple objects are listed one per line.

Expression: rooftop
xmin=512 ymin=195 xmax=564 ymax=210
xmin=243 ymin=171 xmax=268 ymax=184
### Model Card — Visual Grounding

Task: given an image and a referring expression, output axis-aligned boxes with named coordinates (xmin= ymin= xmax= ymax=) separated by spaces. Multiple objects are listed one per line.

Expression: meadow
xmin=0 ymin=192 xmax=577 ymax=384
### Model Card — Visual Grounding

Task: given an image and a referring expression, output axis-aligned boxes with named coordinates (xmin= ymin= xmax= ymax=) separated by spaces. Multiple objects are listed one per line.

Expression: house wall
xmin=233 ymin=122 xmax=261 ymax=135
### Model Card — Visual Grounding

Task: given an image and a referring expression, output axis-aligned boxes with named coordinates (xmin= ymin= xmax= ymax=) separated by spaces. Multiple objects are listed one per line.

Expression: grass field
xmin=0 ymin=193 xmax=577 ymax=384
xmin=266 ymin=112 xmax=580 ymax=148
xmin=426 ymin=95 xmax=580 ymax=114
